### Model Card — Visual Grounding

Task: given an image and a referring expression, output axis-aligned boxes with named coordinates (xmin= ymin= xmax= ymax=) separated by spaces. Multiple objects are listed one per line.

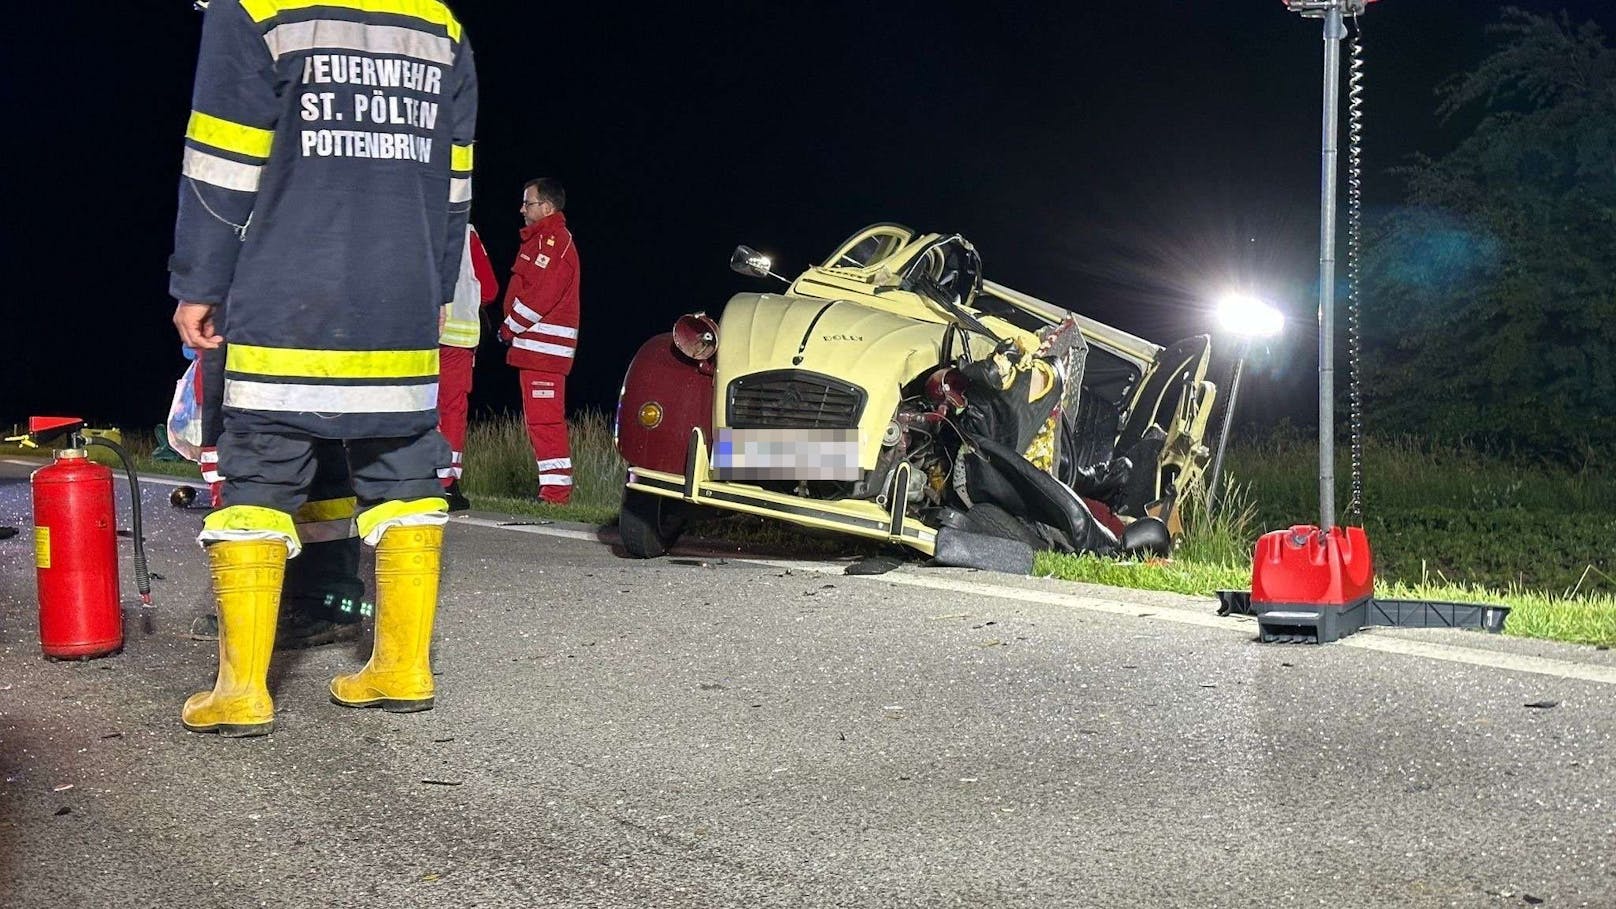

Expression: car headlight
xmin=672 ymin=313 xmax=719 ymax=362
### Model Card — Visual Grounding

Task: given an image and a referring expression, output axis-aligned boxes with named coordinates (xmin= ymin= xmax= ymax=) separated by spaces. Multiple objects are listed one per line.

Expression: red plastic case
xmin=1250 ymin=525 xmax=1374 ymax=642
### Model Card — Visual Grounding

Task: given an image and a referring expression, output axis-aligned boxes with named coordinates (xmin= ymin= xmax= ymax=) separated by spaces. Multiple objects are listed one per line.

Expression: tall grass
xmin=1173 ymin=474 xmax=1260 ymax=569
xmin=1039 ymin=467 xmax=1616 ymax=646
xmin=1216 ymin=431 xmax=1615 ymax=596
xmin=1113 ymin=436 xmax=1616 ymax=647
xmin=460 ymin=410 xmax=625 ymax=524
xmin=1232 ymin=428 xmax=1616 ymax=514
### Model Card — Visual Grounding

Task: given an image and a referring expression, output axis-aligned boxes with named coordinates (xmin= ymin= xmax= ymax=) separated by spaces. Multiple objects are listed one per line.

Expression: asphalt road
xmin=1 ymin=459 xmax=1613 ymax=908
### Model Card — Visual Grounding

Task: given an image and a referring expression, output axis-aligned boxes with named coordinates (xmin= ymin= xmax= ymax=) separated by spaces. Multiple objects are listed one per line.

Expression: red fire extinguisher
xmin=33 ymin=448 xmax=125 ymax=659
xmin=21 ymin=415 xmax=155 ymax=660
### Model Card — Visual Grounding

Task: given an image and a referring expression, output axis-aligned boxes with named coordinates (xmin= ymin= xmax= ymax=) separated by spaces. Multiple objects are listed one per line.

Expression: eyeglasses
xmin=520 ymin=199 xmax=546 ymax=209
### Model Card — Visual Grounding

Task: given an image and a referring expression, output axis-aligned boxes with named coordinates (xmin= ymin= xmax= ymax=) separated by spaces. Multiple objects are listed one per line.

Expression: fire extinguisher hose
xmin=84 ymin=438 xmax=153 ymax=607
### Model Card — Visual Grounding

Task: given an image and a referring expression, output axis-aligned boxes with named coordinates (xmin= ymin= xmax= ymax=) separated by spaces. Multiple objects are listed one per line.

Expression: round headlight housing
xmin=923 ymin=367 xmax=967 ymax=409
xmin=672 ymin=313 xmax=719 ymax=362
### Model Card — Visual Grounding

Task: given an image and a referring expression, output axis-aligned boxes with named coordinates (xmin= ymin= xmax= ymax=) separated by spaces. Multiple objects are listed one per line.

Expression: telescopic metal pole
xmin=1315 ymin=3 xmax=1345 ymax=533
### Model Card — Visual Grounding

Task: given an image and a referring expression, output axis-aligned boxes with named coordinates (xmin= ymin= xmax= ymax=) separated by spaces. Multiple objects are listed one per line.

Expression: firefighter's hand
xmin=497 ymin=325 xmax=514 ymax=345
xmin=173 ymin=301 xmax=223 ymax=350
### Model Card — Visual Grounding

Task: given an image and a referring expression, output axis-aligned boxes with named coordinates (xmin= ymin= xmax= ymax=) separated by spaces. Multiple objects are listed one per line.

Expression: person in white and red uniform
xmin=497 ymin=177 xmax=580 ymax=504
xmin=437 ymin=223 xmax=500 ymax=512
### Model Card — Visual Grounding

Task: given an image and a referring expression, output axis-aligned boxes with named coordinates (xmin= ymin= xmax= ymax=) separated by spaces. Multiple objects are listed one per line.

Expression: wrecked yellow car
xmin=613 ymin=223 xmax=1216 ymax=569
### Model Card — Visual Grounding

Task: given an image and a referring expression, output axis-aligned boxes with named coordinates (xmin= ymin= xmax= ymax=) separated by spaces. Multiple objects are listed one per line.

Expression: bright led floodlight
xmin=1206 ymin=293 xmax=1285 ymax=515
xmin=1217 ymin=294 xmax=1285 ymax=338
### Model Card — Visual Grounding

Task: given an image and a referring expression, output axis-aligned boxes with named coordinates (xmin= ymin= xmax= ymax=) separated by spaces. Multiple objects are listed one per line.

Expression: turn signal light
xmin=638 ymin=402 xmax=665 ymax=429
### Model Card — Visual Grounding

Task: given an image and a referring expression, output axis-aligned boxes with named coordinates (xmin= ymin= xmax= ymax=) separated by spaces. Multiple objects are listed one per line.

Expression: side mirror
xmin=730 ymin=245 xmax=786 ymax=283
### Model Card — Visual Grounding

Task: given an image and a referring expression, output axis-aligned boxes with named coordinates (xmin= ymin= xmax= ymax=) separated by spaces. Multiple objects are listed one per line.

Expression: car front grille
xmin=727 ymin=370 xmax=866 ymax=429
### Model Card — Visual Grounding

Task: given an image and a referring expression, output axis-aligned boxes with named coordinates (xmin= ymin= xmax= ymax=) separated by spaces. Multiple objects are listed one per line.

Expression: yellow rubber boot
xmin=330 ymin=525 xmax=442 ymax=712
xmin=182 ymin=539 xmax=286 ymax=737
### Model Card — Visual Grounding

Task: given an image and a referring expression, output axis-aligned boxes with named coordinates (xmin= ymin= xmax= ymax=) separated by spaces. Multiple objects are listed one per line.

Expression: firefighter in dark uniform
xmin=170 ymin=0 xmax=477 ymax=736
xmin=194 ymin=339 xmax=366 ymax=648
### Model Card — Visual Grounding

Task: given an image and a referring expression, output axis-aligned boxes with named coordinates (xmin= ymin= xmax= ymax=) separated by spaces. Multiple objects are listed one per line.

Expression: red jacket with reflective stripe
xmin=470 ymin=227 xmax=498 ymax=300
xmin=500 ymin=211 xmax=580 ymax=374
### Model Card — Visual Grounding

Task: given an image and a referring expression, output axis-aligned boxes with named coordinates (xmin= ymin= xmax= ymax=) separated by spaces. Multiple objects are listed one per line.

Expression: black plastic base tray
xmin=1367 ymin=598 xmax=1510 ymax=633
xmin=1214 ymin=591 xmax=1509 ymax=644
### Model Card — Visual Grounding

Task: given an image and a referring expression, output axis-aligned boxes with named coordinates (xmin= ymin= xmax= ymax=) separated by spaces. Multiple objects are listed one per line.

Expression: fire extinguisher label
xmin=35 ymin=526 xmax=50 ymax=568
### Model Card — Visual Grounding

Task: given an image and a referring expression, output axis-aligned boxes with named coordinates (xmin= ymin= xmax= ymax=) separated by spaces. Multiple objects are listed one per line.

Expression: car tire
xmin=618 ymin=488 xmax=688 ymax=558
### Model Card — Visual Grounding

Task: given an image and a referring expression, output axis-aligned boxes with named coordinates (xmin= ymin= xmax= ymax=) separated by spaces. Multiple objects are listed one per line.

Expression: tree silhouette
xmin=1363 ymin=8 xmax=1616 ymax=455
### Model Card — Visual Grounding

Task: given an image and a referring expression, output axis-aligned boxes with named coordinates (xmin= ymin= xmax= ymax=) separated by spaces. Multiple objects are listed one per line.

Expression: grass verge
xmin=1038 ymin=548 xmax=1616 ymax=648
xmin=1039 ymin=479 xmax=1616 ymax=648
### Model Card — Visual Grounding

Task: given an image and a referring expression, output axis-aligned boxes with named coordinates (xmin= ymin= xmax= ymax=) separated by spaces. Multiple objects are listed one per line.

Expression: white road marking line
xmin=136 ymin=475 xmax=195 ymax=488
xmin=454 ymin=515 xmax=603 ymax=543
xmin=1342 ymin=635 xmax=1616 ymax=686
xmin=747 ymin=556 xmax=1255 ymax=632
xmin=455 ymin=515 xmax=1616 ymax=688
xmin=77 ymin=494 xmax=1599 ymax=688
xmin=2 ymin=467 xmax=200 ymax=488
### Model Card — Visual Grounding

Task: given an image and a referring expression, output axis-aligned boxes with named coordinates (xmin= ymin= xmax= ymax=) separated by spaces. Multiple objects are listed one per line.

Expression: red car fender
xmin=615 ymin=332 xmax=715 ymax=474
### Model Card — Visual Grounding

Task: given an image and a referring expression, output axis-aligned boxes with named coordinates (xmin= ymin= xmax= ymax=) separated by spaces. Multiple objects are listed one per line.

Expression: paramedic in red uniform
xmin=497 ymin=178 xmax=580 ymax=504
xmin=437 ymin=223 xmax=499 ymax=511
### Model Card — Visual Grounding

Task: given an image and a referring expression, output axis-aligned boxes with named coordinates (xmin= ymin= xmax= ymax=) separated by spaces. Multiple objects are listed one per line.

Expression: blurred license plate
xmin=711 ymin=429 xmax=860 ymax=481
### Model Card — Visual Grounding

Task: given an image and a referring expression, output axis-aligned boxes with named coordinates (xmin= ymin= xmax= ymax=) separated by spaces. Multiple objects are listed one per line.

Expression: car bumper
xmin=624 ymin=428 xmax=938 ymax=555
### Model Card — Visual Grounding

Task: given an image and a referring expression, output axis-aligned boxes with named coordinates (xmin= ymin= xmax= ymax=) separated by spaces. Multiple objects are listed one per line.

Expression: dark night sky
xmin=4 ymin=1 xmax=1613 ymax=437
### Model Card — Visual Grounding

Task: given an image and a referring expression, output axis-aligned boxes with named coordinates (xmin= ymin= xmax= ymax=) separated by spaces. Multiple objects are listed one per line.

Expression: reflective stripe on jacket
xmin=169 ymin=0 xmax=478 ymax=439
xmin=439 ymin=224 xmax=498 ymax=347
xmin=502 ymin=211 xmax=580 ymax=375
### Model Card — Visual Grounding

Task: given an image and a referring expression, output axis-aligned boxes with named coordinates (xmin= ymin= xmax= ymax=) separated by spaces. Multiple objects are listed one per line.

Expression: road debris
xmin=845 ymin=555 xmax=902 ymax=575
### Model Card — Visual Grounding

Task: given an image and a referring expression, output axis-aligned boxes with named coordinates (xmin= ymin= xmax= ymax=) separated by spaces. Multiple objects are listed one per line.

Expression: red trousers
xmin=520 ymin=369 xmax=571 ymax=503
xmin=438 ymin=345 xmax=476 ymax=487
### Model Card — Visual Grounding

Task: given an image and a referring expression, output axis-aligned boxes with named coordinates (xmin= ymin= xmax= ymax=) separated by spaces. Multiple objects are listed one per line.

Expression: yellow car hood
xmin=714 ymin=293 xmax=949 ymax=469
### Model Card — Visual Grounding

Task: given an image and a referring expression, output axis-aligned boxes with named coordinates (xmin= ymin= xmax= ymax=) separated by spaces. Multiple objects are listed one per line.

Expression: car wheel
xmin=618 ymin=488 xmax=688 ymax=558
